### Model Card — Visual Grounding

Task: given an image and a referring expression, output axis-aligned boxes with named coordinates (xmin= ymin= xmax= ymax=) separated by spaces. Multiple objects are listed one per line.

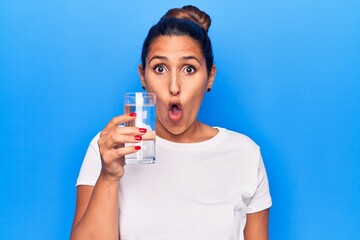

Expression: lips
xmin=168 ymin=102 xmax=182 ymax=121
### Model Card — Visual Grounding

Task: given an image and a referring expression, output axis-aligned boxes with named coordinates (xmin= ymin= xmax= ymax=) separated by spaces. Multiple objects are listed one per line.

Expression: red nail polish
xmin=139 ymin=128 xmax=147 ymax=133
xmin=134 ymin=135 xmax=142 ymax=141
xmin=134 ymin=146 xmax=141 ymax=150
xmin=129 ymin=112 xmax=136 ymax=117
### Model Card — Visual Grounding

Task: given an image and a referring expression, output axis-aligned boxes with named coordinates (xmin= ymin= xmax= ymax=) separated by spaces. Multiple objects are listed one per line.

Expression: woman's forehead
xmin=147 ymin=35 xmax=203 ymax=60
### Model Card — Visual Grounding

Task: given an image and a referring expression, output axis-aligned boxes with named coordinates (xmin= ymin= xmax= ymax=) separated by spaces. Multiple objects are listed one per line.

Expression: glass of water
xmin=124 ymin=92 xmax=156 ymax=164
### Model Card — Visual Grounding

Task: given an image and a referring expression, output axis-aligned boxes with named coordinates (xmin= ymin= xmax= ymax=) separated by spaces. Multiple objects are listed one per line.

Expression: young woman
xmin=71 ymin=5 xmax=272 ymax=240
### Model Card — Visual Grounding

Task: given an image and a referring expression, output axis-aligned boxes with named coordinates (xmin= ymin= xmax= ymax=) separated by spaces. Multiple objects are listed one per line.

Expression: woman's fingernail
xmin=134 ymin=146 xmax=141 ymax=150
xmin=134 ymin=135 xmax=142 ymax=141
xmin=139 ymin=128 xmax=147 ymax=133
xmin=129 ymin=112 xmax=136 ymax=117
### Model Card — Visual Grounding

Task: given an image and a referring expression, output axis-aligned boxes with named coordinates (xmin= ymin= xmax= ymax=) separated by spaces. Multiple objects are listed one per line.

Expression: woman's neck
xmin=156 ymin=120 xmax=218 ymax=143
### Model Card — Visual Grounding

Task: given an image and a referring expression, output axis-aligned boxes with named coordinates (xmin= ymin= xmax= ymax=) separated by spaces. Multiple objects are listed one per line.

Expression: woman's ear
xmin=206 ymin=64 xmax=216 ymax=91
xmin=138 ymin=64 xmax=146 ymax=89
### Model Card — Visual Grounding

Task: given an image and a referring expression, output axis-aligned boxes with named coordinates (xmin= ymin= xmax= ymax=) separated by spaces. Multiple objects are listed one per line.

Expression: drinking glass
xmin=124 ymin=92 xmax=156 ymax=164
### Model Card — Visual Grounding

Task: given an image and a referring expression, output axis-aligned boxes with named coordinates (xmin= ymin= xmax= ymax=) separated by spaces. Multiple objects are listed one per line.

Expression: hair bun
xmin=163 ymin=5 xmax=211 ymax=33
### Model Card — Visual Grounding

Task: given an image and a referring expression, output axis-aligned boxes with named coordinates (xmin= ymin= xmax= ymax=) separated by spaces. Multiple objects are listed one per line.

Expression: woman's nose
xmin=169 ymin=73 xmax=180 ymax=96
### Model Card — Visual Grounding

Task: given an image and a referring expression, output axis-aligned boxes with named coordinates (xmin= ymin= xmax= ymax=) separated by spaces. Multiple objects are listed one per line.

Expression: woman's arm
xmin=70 ymin=174 xmax=120 ymax=240
xmin=70 ymin=114 xmax=145 ymax=240
xmin=244 ymin=208 xmax=270 ymax=240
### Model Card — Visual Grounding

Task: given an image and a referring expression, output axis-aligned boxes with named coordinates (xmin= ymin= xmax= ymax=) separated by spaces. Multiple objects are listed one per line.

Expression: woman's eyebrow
xmin=182 ymin=56 xmax=201 ymax=65
xmin=149 ymin=55 xmax=201 ymax=65
xmin=149 ymin=55 xmax=167 ymax=64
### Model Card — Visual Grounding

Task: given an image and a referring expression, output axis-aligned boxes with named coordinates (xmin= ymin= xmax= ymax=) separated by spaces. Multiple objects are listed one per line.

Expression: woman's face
xmin=138 ymin=35 xmax=216 ymax=141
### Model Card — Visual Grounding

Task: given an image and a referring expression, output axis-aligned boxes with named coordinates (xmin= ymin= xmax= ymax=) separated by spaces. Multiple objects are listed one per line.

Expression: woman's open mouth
xmin=168 ymin=103 xmax=182 ymax=121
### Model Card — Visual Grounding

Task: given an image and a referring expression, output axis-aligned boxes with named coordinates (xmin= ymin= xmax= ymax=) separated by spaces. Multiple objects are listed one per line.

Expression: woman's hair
xmin=141 ymin=5 xmax=214 ymax=74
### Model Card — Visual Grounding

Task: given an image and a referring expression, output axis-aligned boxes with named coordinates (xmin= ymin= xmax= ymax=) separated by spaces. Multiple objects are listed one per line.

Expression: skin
xmin=244 ymin=209 xmax=270 ymax=240
xmin=70 ymin=35 xmax=269 ymax=240
xmin=71 ymin=115 xmax=147 ymax=240
xmin=138 ymin=35 xmax=217 ymax=143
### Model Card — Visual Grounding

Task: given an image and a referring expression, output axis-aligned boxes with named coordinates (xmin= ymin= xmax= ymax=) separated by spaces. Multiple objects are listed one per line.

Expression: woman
xmin=71 ymin=5 xmax=272 ymax=240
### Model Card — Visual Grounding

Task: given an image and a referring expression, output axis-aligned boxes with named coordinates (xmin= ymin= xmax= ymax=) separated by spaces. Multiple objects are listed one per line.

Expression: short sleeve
xmin=76 ymin=133 xmax=102 ymax=186
xmin=246 ymin=153 xmax=272 ymax=213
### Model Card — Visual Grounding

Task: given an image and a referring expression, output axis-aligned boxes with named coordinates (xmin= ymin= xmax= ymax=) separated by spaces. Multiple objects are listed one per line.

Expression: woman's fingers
xmin=99 ymin=127 xmax=146 ymax=149
xmin=114 ymin=145 xmax=141 ymax=160
xmin=115 ymin=126 xmax=147 ymax=136
xmin=100 ymin=114 xmax=136 ymax=136
xmin=101 ymin=145 xmax=140 ymax=165
xmin=98 ymin=114 xmax=147 ymax=162
xmin=97 ymin=114 xmax=144 ymax=180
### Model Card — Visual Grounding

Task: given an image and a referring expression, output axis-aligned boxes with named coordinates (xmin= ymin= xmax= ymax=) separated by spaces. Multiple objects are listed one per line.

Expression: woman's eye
xmin=154 ymin=65 xmax=165 ymax=73
xmin=184 ymin=66 xmax=196 ymax=74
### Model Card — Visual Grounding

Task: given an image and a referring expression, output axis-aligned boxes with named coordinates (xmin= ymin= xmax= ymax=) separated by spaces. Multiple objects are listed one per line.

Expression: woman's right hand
xmin=97 ymin=113 xmax=146 ymax=181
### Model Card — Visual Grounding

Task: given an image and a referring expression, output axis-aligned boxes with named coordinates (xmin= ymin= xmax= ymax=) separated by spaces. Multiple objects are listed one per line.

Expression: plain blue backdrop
xmin=1 ymin=0 xmax=359 ymax=239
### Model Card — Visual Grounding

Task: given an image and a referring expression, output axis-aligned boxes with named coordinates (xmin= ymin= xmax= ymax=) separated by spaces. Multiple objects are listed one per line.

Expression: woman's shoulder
xmin=87 ymin=132 xmax=101 ymax=150
xmin=216 ymin=127 xmax=260 ymax=150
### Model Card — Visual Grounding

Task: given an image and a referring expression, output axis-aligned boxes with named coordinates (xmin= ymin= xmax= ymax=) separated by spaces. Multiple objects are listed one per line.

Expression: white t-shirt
xmin=77 ymin=127 xmax=272 ymax=240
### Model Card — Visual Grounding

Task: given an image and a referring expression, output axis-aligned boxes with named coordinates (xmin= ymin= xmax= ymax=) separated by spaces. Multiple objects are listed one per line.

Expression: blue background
xmin=1 ymin=0 xmax=359 ymax=239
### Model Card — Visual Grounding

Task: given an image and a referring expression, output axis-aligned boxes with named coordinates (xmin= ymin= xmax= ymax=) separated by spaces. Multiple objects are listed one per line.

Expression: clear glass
xmin=124 ymin=92 xmax=156 ymax=164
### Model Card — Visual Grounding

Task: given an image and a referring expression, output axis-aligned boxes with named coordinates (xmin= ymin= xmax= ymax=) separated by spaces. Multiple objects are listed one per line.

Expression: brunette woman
xmin=71 ymin=5 xmax=271 ymax=240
